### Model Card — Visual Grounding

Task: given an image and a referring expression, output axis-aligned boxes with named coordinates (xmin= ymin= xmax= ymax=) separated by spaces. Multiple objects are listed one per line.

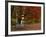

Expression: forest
xmin=11 ymin=6 xmax=41 ymax=31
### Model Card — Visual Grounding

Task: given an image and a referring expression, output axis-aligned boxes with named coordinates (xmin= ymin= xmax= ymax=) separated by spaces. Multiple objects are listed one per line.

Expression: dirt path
xmin=11 ymin=23 xmax=41 ymax=31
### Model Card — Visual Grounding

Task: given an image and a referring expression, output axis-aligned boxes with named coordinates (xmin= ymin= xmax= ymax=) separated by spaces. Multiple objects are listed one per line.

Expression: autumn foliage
xmin=11 ymin=6 xmax=41 ymax=24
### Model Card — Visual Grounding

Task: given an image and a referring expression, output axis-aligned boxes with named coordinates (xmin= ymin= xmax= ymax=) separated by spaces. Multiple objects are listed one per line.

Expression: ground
xmin=11 ymin=23 xmax=41 ymax=31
